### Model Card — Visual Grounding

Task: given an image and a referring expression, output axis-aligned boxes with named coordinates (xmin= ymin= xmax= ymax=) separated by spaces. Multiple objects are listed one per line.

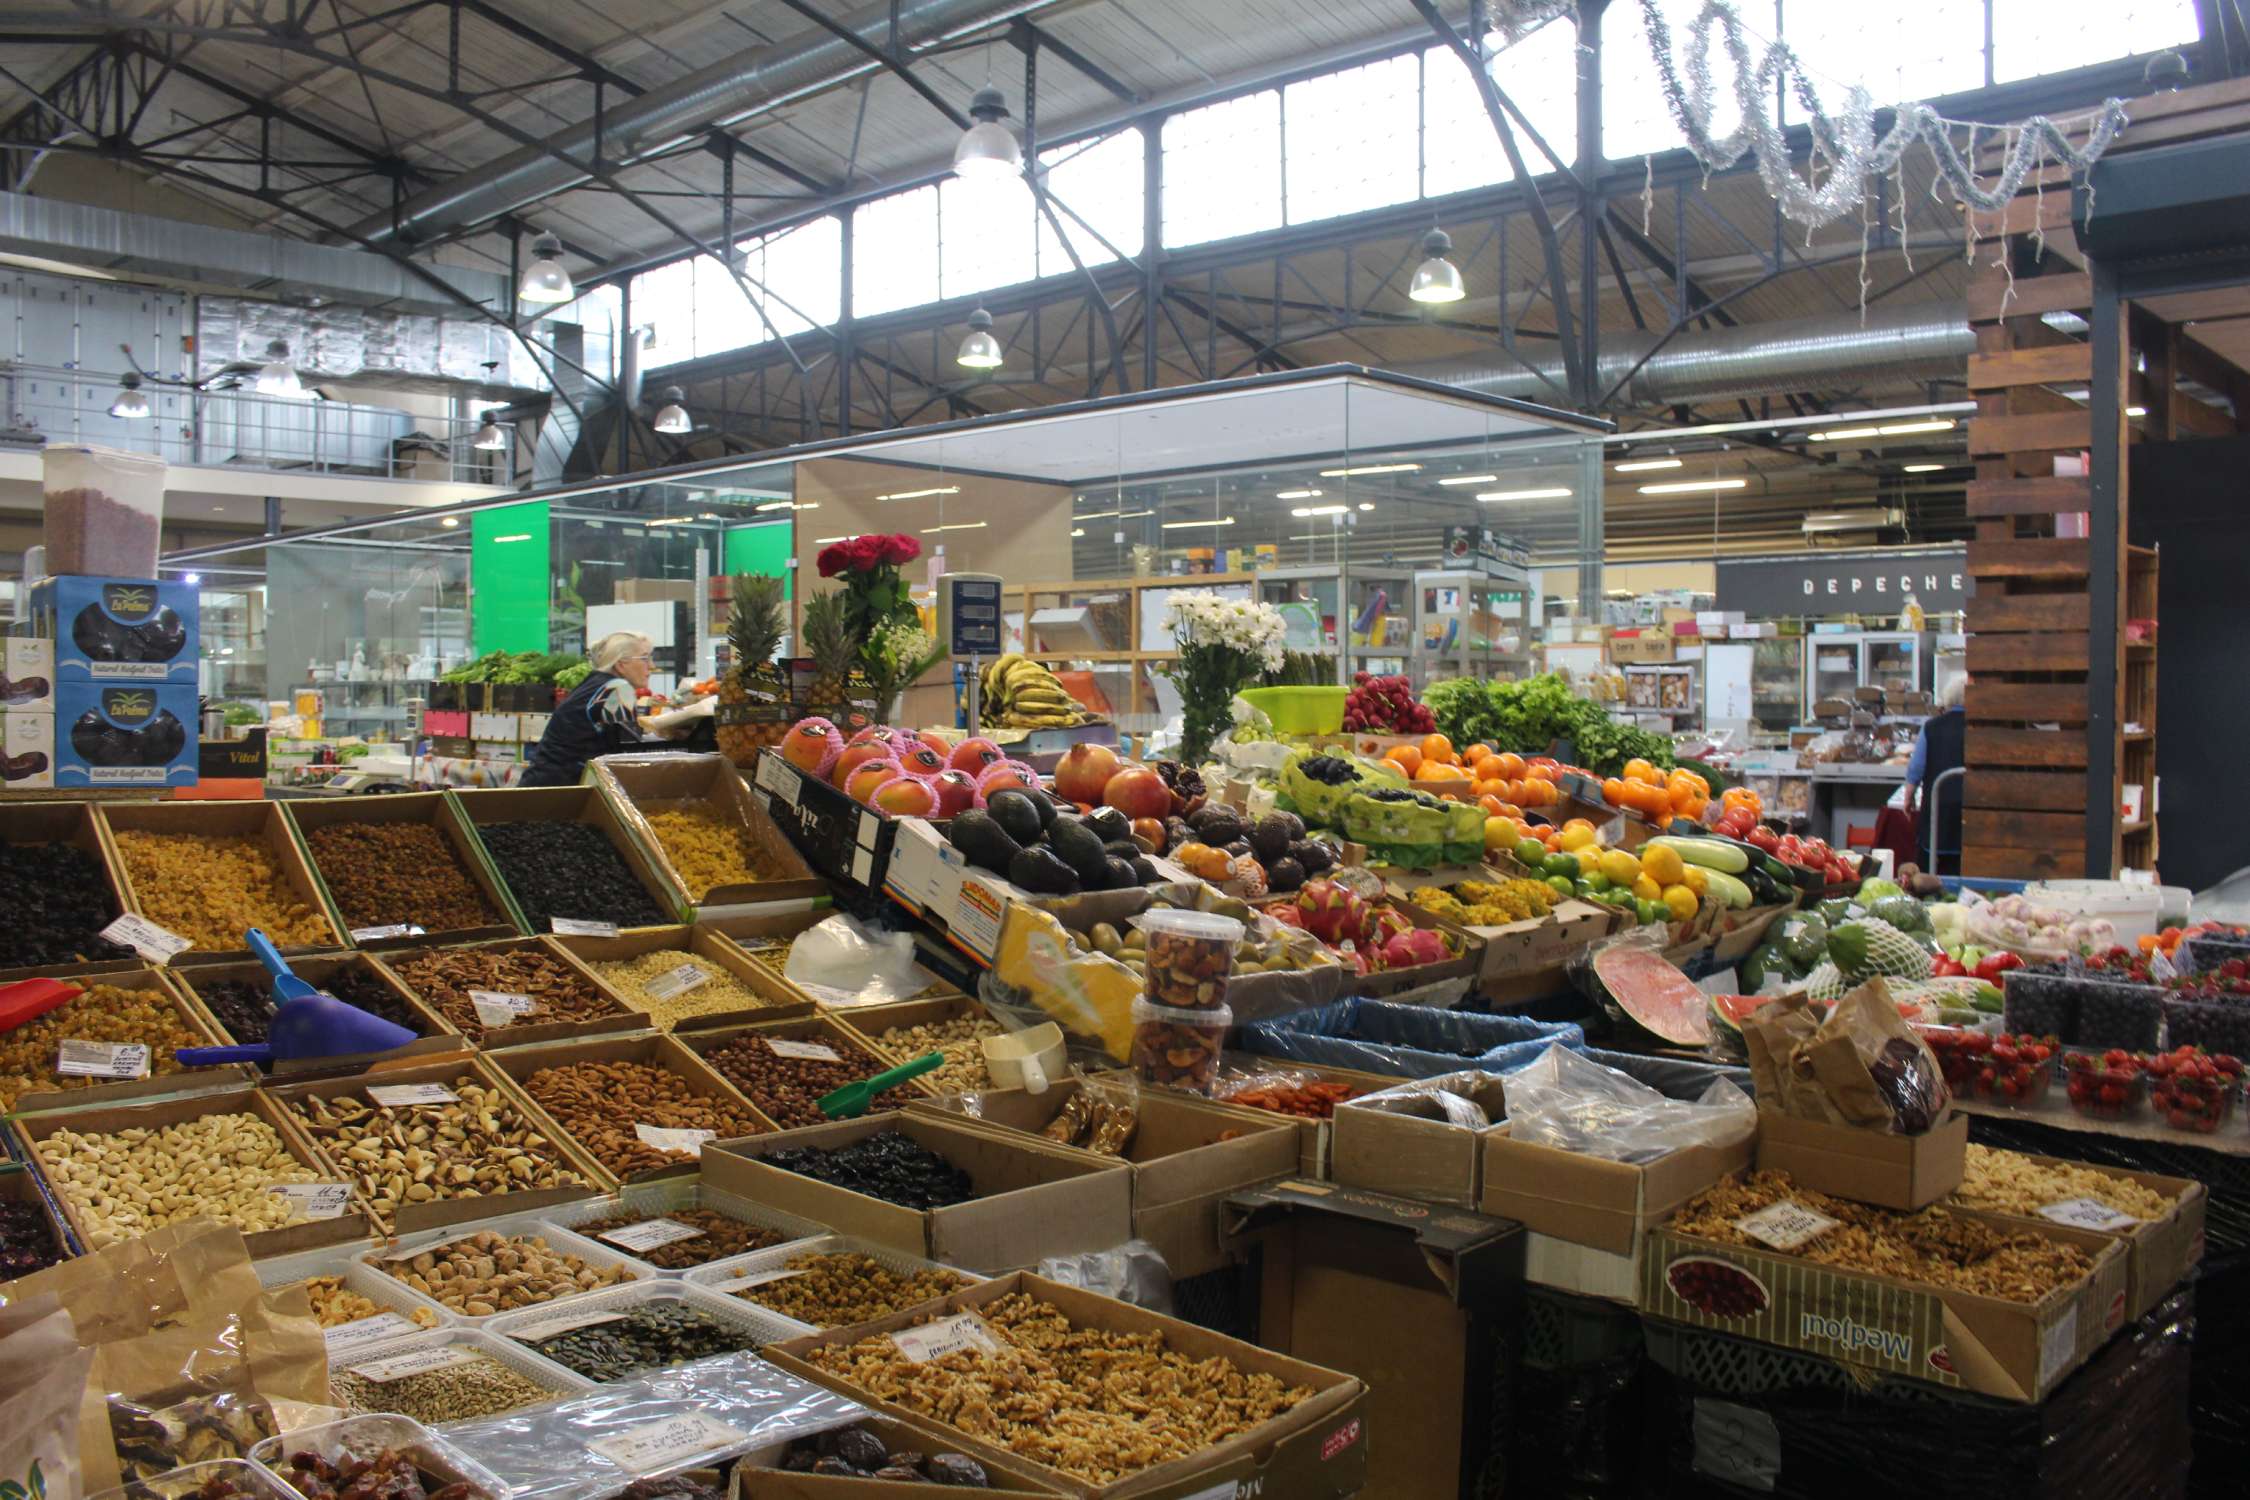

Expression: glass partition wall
xmin=159 ymin=369 xmax=1608 ymax=734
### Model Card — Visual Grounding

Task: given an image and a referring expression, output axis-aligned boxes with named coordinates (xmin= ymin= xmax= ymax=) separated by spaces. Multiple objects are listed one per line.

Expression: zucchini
xmin=1699 ymin=867 xmax=1755 ymax=909
xmin=1648 ymin=835 xmax=1750 ymax=874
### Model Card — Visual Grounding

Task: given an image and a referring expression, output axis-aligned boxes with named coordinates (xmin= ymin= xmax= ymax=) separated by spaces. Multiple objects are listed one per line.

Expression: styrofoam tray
xmin=534 ymin=1178 xmax=828 ymax=1278
xmin=683 ymin=1234 xmax=980 ymax=1334
xmin=249 ymin=1413 xmax=506 ymax=1500
xmin=328 ymin=1327 xmax=593 ymax=1426
xmin=485 ymin=1278 xmax=804 ymax=1381
xmin=355 ymin=1208 xmax=653 ymax=1327
xmin=255 ymin=1239 xmax=455 ymax=1349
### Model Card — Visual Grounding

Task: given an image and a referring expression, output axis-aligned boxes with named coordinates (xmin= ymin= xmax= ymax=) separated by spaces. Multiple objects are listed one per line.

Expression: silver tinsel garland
xmin=1629 ymin=0 xmax=2130 ymax=232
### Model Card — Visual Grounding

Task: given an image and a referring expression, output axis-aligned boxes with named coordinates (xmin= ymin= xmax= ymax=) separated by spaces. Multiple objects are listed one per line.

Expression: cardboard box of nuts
xmin=170 ymin=952 xmax=463 ymax=1074
xmin=836 ymin=995 xmax=1007 ymax=1096
xmin=1947 ymin=1149 xmax=2207 ymax=1321
xmin=725 ymin=1410 xmax=1069 ymax=1495
xmin=13 ymin=1082 xmax=375 ymax=1257
xmin=369 ymin=936 xmax=647 ymax=1050
xmin=548 ymin=922 xmax=816 ymax=1031
xmin=0 ymin=800 xmax=142 ymax=985
xmin=592 ymin=752 xmax=826 ymax=911
xmin=673 ymin=1014 xmax=944 ymax=1130
xmin=450 ymin=784 xmax=693 ymax=931
xmin=265 ymin=1054 xmax=614 ymax=1233
xmin=479 ymin=1031 xmax=785 ymax=1184
xmin=763 ymin=1272 xmax=1369 ymax=1500
xmin=284 ymin=792 xmax=525 ymax=951
xmin=99 ymin=799 xmax=345 ymax=965
xmin=5 ymin=965 xmax=251 ymax=1115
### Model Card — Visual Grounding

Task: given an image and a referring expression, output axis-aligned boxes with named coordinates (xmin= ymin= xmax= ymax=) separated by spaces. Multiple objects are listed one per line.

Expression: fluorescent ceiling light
xmin=1358 ymin=502 xmax=1375 ymax=511
xmin=1611 ymin=457 xmax=1681 ymax=472
xmin=1804 ymin=509 xmax=1902 ymax=533
xmin=1074 ymin=508 xmax=1153 ymax=521
xmin=491 ymin=532 xmax=533 ymax=543
xmin=439 ymin=517 xmax=459 ymax=528
xmin=755 ymin=500 xmax=816 ymax=512
xmin=812 ymin=534 xmax=863 ymax=545
xmin=1291 ymin=505 xmax=1348 ymax=517
xmin=1476 ymin=487 xmax=1572 ymax=502
xmin=1070 ymin=528 xmax=1085 ymax=538
xmin=1436 ymin=473 xmax=1496 ymax=486
xmin=1807 ymin=425 xmax=1881 ymax=442
xmin=1318 ymin=463 xmax=1421 ymax=477
xmin=1639 ymin=478 xmax=1747 ymax=494
xmin=1876 ymin=418 xmax=1953 ymax=435
xmin=920 ymin=522 xmax=988 ymax=534
xmin=2127 ymin=405 xmax=2148 ymax=417
xmin=878 ymin=486 xmax=961 ymax=501
xmin=1275 ymin=488 xmax=1323 ymax=500
xmin=1901 ymin=463 xmax=1946 ymax=473
xmin=1162 ymin=517 xmax=1235 ymax=530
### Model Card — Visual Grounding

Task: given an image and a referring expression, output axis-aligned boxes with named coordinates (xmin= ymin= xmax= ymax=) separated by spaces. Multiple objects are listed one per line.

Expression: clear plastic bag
xmin=1501 ymin=1043 xmax=1753 ymax=1164
xmin=780 ymin=913 xmax=925 ymax=1007
xmin=1036 ymin=1240 xmax=1174 ymax=1314
xmin=1346 ymin=1070 xmax=1508 ymax=1129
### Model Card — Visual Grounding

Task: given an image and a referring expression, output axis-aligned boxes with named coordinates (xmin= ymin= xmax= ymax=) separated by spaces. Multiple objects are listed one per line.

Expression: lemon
xmin=1640 ymin=843 xmax=1685 ymax=886
xmin=1679 ymin=866 xmax=1708 ymax=895
xmin=1598 ymin=848 xmax=1642 ymax=887
xmin=1559 ymin=825 xmax=1596 ymax=852
xmin=1663 ymin=884 xmax=1699 ymax=921
xmin=1631 ymin=873 xmax=1662 ymax=902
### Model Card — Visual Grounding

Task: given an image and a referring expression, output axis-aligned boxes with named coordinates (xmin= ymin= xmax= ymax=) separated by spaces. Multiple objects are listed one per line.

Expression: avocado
xmin=1100 ymin=856 xmax=1140 ymax=891
xmin=1023 ymin=787 xmax=1060 ymax=828
xmin=1223 ymin=839 xmax=1252 ymax=858
xmin=1130 ymin=856 xmax=1159 ymax=883
xmin=1250 ymin=812 xmax=1304 ymax=861
xmin=1193 ymin=810 xmax=1243 ymax=846
xmin=1008 ymin=845 xmax=1081 ymax=895
xmin=946 ymin=810 xmax=1021 ymax=875
xmin=1265 ymin=856 xmax=1305 ymax=893
xmin=983 ymin=788 xmax=1044 ymax=848
xmin=1288 ymin=838 xmax=1333 ymax=875
xmin=1164 ymin=816 xmax=1194 ymax=851
xmin=1085 ymin=806 xmax=1131 ymax=843
xmin=1047 ymin=817 xmax=1111 ymax=882
xmin=1103 ymin=838 xmax=1143 ymax=863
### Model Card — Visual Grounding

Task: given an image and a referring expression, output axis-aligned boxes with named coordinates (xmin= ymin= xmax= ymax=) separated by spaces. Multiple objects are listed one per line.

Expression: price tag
xmin=766 ymin=1038 xmax=843 ymax=1064
xmin=346 ymin=1345 xmax=479 ymax=1382
xmin=469 ymin=990 xmax=538 ymax=1028
xmin=891 ymin=1312 xmax=1001 ymax=1363
xmin=367 ymin=1082 xmax=460 ymax=1108
xmin=754 ymin=753 xmax=801 ymax=808
xmin=56 ymin=1040 xmax=150 ymax=1079
xmin=643 ymin=963 xmax=710 ymax=1002
xmin=715 ymin=1267 xmax=805 ymax=1295
xmin=1734 ymin=1200 xmax=1839 ymax=1251
xmin=2039 ymin=1197 xmax=2140 ymax=1232
xmin=323 ymin=1312 xmax=419 ymax=1354
xmin=268 ymin=1182 xmax=355 ymax=1220
xmin=553 ymin=917 xmax=620 ymax=938
xmin=595 ymin=1218 xmax=707 ymax=1254
xmin=1599 ymin=813 xmax=1628 ymax=844
xmin=508 ymin=1308 xmax=628 ymax=1342
xmin=586 ymin=1414 xmax=749 ymax=1475
xmin=350 ymin=924 xmax=424 ymax=942
xmin=98 ymin=913 xmax=192 ymax=965
xmin=633 ymin=1123 xmax=716 ymax=1156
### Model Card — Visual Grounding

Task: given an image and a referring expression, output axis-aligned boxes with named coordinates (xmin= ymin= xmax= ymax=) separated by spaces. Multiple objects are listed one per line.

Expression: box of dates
xmin=1640 ymin=1170 xmax=2129 ymax=1403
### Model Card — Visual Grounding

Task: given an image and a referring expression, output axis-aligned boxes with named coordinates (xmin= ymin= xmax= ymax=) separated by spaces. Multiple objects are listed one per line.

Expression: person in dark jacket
xmin=1908 ymin=675 xmax=1967 ymax=870
xmin=521 ymin=631 xmax=661 ymax=787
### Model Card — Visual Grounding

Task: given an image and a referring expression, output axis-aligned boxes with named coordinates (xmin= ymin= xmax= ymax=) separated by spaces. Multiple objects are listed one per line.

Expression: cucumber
xmin=1699 ymin=867 xmax=1755 ymax=909
xmin=1648 ymin=835 xmax=1750 ymax=874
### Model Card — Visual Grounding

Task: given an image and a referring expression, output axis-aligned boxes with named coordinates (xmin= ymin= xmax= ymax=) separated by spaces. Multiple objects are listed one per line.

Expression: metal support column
xmin=2085 ymin=259 xmax=2123 ymax=874
xmin=1142 ymin=122 xmax=1163 ymax=391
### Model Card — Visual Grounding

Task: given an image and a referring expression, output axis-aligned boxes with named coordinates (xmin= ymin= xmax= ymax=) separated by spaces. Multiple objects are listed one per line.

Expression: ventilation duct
xmin=1402 ymin=302 xmax=1973 ymax=408
xmin=348 ymin=0 xmax=1067 ymax=249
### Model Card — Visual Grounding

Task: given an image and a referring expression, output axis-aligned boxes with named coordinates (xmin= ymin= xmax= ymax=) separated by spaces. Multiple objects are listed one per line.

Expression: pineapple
xmin=717 ymin=574 xmax=788 ymax=765
xmin=800 ymin=590 xmax=856 ymax=715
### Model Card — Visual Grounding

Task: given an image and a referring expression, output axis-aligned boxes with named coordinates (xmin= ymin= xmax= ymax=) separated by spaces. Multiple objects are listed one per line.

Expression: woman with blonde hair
xmin=521 ymin=631 xmax=663 ymax=787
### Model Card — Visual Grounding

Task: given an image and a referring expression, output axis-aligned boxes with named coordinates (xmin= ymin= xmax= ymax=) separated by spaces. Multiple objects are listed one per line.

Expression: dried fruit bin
xmin=172 ymin=951 xmax=457 ymax=1059
xmin=0 ymin=1160 xmax=75 ymax=1278
xmin=325 ymin=1327 xmax=594 ymax=1428
xmin=485 ymin=1278 xmax=802 ymax=1382
xmin=97 ymin=800 xmax=343 ymax=965
xmin=545 ymin=921 xmax=814 ymax=1032
xmin=353 ymin=1208 xmax=655 ymax=1328
xmin=249 ymin=1413 xmax=508 ymax=1500
xmin=369 ymin=936 xmax=646 ymax=1050
xmin=284 ymin=793 xmax=525 ymax=949
xmin=672 ymin=1014 xmax=942 ymax=1132
xmin=476 ymin=1031 xmax=784 ymax=1184
xmin=0 ymin=799 xmax=141 ymax=983
xmin=449 ymin=785 xmax=691 ymax=934
xmin=2 ymin=964 xmax=246 ymax=1115
xmin=588 ymin=751 xmax=826 ymax=911
xmin=532 ymin=1178 xmax=828 ymax=1278
xmin=87 ymin=1458 xmax=303 ymax=1500
xmin=684 ymin=1233 xmax=982 ymax=1334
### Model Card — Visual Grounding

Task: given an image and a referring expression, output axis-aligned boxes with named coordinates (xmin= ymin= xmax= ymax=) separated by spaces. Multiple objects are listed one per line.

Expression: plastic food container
xmin=485 ymin=1279 xmax=800 ymax=1382
xmin=1130 ymin=999 xmax=1231 ymax=1095
xmin=41 ymin=443 xmax=167 ymax=576
xmin=2148 ymin=1069 xmax=2236 ymax=1134
xmin=326 ymin=1328 xmax=591 ymax=1426
xmin=1236 ymin=685 xmax=1348 ymax=734
xmin=250 ymin=1414 xmax=506 ymax=1500
xmin=1917 ymin=1028 xmax=2055 ymax=1107
xmin=2000 ymin=970 xmax=2077 ymax=1040
xmin=1135 ymin=908 xmax=1243 ymax=1011
xmin=88 ymin=1459 xmax=300 ymax=1500
xmin=2023 ymin=880 xmax=2164 ymax=943
xmin=534 ymin=1182 xmax=828 ymax=1279
xmin=684 ymin=1232 xmax=980 ymax=1333
xmin=357 ymin=1210 xmax=653 ymax=1327
xmin=2183 ymin=930 xmax=2250 ymax=975
xmin=2062 ymin=1059 xmax=2146 ymax=1121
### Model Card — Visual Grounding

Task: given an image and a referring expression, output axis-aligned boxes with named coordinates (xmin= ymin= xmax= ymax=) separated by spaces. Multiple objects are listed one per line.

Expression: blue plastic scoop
xmin=176 ymin=929 xmax=417 ymax=1066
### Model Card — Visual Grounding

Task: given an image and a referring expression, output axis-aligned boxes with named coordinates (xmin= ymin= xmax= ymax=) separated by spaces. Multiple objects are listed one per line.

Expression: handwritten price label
xmin=56 ymin=1040 xmax=150 ymax=1079
xmin=1734 ymin=1200 xmax=1839 ymax=1251
xmin=98 ymin=913 xmax=192 ymax=964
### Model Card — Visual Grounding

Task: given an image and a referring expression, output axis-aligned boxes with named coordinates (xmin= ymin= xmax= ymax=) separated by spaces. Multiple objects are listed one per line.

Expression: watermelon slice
xmin=1592 ymin=943 xmax=1711 ymax=1046
xmin=1706 ymin=991 xmax=1772 ymax=1059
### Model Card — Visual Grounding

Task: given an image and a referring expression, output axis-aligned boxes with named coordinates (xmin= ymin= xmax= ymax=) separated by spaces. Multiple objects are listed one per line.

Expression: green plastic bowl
xmin=1238 ymin=686 xmax=1349 ymax=735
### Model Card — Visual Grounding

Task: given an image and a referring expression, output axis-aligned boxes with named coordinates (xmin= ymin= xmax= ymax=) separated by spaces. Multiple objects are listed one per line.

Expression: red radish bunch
xmin=1343 ymin=673 xmax=1434 ymax=734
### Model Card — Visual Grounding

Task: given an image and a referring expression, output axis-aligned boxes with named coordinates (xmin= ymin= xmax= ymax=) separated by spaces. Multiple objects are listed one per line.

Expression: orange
xmin=1463 ymin=743 xmax=1493 ymax=766
xmin=1564 ymin=817 xmax=1594 ymax=834
xmin=1602 ymin=777 xmax=1626 ymax=806
xmin=1421 ymin=733 xmax=1454 ymax=764
xmin=1415 ymin=760 xmax=1457 ymax=783
xmin=1385 ymin=744 xmax=1422 ymax=776
xmin=1494 ymin=752 xmax=1526 ymax=780
xmin=1478 ymin=793 xmax=1504 ymax=816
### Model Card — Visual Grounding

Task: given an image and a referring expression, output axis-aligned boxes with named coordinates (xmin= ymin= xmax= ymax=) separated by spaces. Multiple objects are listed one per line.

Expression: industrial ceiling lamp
xmin=956 ymin=307 xmax=1003 ymax=369
xmin=652 ymin=386 xmax=692 ymax=434
xmin=472 ymin=417 xmax=508 ymax=451
xmin=1408 ymin=228 xmax=1465 ymax=304
xmin=953 ymin=87 xmax=1022 ymax=181
xmin=518 ymin=232 xmax=573 ymax=305
xmin=254 ymin=340 xmax=306 ymax=399
xmin=108 ymin=372 xmax=150 ymax=420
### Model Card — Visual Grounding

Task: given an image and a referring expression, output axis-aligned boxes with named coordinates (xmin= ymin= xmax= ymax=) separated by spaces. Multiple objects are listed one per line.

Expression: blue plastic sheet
xmin=1237 ymin=996 xmax=1584 ymax=1078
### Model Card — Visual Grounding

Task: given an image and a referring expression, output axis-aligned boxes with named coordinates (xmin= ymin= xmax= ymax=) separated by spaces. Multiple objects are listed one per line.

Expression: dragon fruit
xmin=1297 ymin=879 xmax=1369 ymax=946
xmin=1380 ymin=928 xmax=1450 ymax=970
xmin=1363 ymin=903 xmax=1414 ymax=949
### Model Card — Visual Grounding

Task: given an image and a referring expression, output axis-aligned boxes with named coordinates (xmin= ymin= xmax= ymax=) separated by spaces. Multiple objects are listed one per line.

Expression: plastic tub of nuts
xmin=86 ymin=1458 xmax=302 ymax=1500
xmin=356 ymin=1213 xmax=651 ymax=1327
xmin=684 ymin=1234 xmax=978 ymax=1333
xmin=1130 ymin=1000 xmax=1231 ymax=1096
xmin=487 ymin=1279 xmax=801 ymax=1383
xmin=328 ymin=1328 xmax=593 ymax=1428
xmin=1134 ymin=909 xmax=1244 ymax=1011
xmin=255 ymin=1242 xmax=448 ymax=1353
xmin=538 ymin=1181 xmax=827 ymax=1277
xmin=250 ymin=1413 xmax=506 ymax=1500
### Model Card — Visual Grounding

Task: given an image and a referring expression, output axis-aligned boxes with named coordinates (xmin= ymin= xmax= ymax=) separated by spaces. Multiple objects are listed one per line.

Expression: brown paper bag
xmin=1739 ymin=993 xmax=1822 ymax=1107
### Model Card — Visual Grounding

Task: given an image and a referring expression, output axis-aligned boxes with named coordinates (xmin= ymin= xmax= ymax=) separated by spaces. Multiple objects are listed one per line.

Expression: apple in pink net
xmin=830 ymin=739 xmax=892 ymax=788
xmin=869 ymin=775 xmax=939 ymax=817
xmin=947 ymin=737 xmax=1004 ymax=774
xmin=928 ymin=770 xmax=978 ymax=817
xmin=844 ymin=757 xmax=903 ymax=803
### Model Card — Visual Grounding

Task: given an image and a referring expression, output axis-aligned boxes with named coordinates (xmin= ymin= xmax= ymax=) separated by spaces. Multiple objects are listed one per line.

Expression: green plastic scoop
xmin=818 ymin=1050 xmax=946 ymax=1119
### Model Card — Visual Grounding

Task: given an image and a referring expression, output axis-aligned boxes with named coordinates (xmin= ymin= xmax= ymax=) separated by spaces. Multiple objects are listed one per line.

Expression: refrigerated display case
xmin=1803 ymin=630 xmax=1925 ymax=707
xmin=1751 ymin=635 xmax=1803 ymax=731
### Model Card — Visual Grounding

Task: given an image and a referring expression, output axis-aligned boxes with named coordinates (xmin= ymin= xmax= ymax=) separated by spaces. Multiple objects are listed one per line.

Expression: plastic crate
xmin=255 ymin=1241 xmax=453 ymax=1347
xmin=356 ymin=1210 xmax=653 ymax=1327
xmin=1238 ymin=996 xmax=1583 ymax=1079
xmin=327 ymin=1327 xmax=593 ymax=1427
xmin=249 ymin=1414 xmax=506 ymax=1500
xmin=1524 ymin=1286 xmax=1645 ymax=1370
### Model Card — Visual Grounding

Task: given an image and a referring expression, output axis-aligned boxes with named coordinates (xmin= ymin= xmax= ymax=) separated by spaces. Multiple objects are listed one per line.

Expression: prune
xmin=763 ymin=1129 xmax=974 ymax=1210
xmin=0 ymin=838 xmax=132 ymax=969
xmin=925 ymin=1454 xmax=991 ymax=1486
xmin=834 ymin=1428 xmax=890 ymax=1471
xmin=774 ymin=1427 xmax=991 ymax=1488
xmin=194 ymin=978 xmax=278 ymax=1044
xmin=0 ymin=1199 xmax=60 ymax=1281
xmin=476 ymin=820 xmax=668 ymax=930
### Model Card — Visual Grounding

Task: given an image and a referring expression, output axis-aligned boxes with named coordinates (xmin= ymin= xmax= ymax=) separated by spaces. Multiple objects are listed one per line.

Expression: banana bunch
xmin=980 ymin=653 xmax=1089 ymax=727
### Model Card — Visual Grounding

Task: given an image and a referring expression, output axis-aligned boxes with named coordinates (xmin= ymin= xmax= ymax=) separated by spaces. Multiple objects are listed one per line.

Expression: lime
xmin=1573 ymin=878 xmax=1598 ymax=899
xmin=1545 ymin=875 xmax=1575 ymax=899
xmin=1515 ymin=837 xmax=1547 ymax=867
xmin=1636 ymin=898 xmax=1663 ymax=925
xmin=1584 ymin=869 xmax=1612 ymax=892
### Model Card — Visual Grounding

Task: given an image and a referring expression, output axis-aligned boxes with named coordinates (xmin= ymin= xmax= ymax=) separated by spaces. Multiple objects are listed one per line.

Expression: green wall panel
xmin=724 ymin=521 xmax=793 ymax=599
xmin=472 ymin=500 xmax=551 ymax=653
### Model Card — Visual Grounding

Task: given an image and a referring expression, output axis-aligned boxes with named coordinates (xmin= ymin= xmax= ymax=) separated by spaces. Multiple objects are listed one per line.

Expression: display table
xmin=1807 ymin=760 xmax=1909 ymax=846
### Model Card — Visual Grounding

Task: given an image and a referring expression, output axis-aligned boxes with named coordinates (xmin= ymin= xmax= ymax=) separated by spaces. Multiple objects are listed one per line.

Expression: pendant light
xmin=956 ymin=307 xmax=1003 ymax=369
xmin=518 ymin=232 xmax=573 ymax=305
xmin=1408 ymin=228 xmax=1466 ymax=304
xmin=472 ymin=417 xmax=508 ymax=451
xmin=652 ymin=385 xmax=692 ymax=434
xmin=254 ymin=339 xmax=306 ymax=398
xmin=108 ymin=372 xmax=150 ymax=419
xmin=952 ymin=87 xmax=1022 ymax=181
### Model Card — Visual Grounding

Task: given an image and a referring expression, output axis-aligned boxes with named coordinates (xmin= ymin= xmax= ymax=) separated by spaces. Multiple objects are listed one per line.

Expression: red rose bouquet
xmin=815 ymin=534 xmax=926 ymax=698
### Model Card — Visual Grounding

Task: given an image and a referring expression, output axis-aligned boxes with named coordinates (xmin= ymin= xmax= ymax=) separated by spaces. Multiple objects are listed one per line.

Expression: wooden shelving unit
xmin=1012 ymin=571 xmax=1261 ymax=721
